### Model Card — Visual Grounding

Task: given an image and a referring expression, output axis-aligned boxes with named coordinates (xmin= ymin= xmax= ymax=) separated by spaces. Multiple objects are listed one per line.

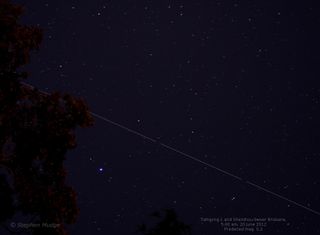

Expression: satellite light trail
xmin=20 ymin=82 xmax=320 ymax=217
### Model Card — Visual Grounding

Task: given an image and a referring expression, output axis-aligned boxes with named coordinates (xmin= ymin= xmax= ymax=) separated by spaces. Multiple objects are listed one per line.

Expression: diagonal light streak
xmin=19 ymin=82 xmax=320 ymax=217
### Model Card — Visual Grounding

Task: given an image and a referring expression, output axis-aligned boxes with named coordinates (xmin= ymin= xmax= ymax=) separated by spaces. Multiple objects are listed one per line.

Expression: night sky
xmin=12 ymin=0 xmax=320 ymax=234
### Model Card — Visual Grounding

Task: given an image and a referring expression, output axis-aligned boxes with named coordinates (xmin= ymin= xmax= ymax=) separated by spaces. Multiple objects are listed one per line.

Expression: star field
xmin=13 ymin=0 xmax=320 ymax=234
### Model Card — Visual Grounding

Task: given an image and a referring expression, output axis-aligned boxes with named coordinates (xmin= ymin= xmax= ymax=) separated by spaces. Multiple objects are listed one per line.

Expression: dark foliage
xmin=137 ymin=209 xmax=192 ymax=235
xmin=0 ymin=0 xmax=93 ymax=234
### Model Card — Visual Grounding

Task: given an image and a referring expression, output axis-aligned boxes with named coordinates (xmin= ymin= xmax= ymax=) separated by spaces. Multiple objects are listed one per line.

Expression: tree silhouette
xmin=0 ymin=0 xmax=93 ymax=234
xmin=137 ymin=209 xmax=192 ymax=235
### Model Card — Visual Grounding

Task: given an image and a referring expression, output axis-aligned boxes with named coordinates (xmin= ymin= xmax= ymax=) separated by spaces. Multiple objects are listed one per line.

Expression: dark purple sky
xmin=11 ymin=0 xmax=320 ymax=234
